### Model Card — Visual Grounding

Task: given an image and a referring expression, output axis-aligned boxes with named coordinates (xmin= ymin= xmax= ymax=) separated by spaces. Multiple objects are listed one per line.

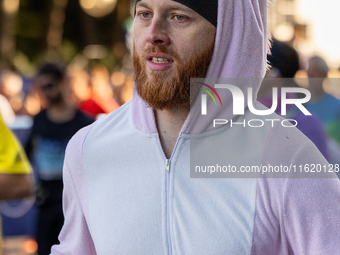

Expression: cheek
xmin=199 ymin=29 xmax=216 ymax=49
xmin=133 ymin=35 xmax=144 ymax=56
xmin=133 ymin=24 xmax=146 ymax=49
xmin=176 ymin=25 xmax=215 ymax=56
xmin=181 ymin=36 xmax=214 ymax=57
xmin=49 ymin=87 xmax=60 ymax=95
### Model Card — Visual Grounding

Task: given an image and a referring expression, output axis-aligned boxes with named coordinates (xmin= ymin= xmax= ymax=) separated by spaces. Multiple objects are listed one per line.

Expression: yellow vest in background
xmin=0 ymin=115 xmax=31 ymax=174
xmin=0 ymin=114 xmax=32 ymax=255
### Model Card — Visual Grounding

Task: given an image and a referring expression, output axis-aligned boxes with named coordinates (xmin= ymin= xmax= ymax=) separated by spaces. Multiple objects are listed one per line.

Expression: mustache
xmin=133 ymin=40 xmax=215 ymax=110
xmin=142 ymin=45 xmax=180 ymax=60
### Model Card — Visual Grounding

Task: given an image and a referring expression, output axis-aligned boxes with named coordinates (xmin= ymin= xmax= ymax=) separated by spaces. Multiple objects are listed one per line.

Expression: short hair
xmin=309 ymin=56 xmax=329 ymax=77
xmin=37 ymin=63 xmax=66 ymax=82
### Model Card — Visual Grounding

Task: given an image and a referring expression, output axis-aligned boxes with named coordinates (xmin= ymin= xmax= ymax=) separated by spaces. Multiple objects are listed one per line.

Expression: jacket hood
xmin=132 ymin=0 xmax=269 ymax=135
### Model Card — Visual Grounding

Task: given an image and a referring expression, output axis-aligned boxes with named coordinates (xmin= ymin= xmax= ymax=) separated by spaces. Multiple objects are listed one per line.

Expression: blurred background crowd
xmin=0 ymin=0 xmax=340 ymax=254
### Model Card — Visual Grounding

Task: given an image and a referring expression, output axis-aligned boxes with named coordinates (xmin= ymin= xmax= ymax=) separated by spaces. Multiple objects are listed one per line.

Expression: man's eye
xmin=140 ymin=12 xmax=151 ymax=19
xmin=174 ymin=15 xmax=187 ymax=21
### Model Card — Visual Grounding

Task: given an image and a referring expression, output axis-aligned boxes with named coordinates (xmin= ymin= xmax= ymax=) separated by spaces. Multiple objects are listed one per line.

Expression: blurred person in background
xmin=67 ymin=65 xmax=91 ymax=109
xmin=25 ymin=63 xmax=94 ymax=255
xmin=258 ymin=39 xmax=329 ymax=160
xmin=0 ymin=113 xmax=33 ymax=254
xmin=305 ymin=56 xmax=340 ymax=143
xmin=305 ymin=56 xmax=340 ymax=175
xmin=0 ymin=93 xmax=15 ymax=125
xmin=79 ymin=64 xmax=120 ymax=119
xmin=24 ymin=80 xmax=44 ymax=117
xmin=0 ymin=70 xmax=28 ymax=116
xmin=118 ymin=74 xmax=134 ymax=105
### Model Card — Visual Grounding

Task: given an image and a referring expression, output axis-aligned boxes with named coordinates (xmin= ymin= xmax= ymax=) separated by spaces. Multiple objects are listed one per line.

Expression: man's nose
xmin=146 ymin=18 xmax=170 ymax=46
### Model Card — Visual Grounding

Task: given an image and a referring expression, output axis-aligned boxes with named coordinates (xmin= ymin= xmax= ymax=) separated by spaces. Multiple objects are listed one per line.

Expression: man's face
xmin=307 ymin=61 xmax=326 ymax=92
xmin=36 ymin=75 xmax=64 ymax=105
xmin=307 ymin=62 xmax=325 ymax=79
xmin=133 ymin=0 xmax=216 ymax=110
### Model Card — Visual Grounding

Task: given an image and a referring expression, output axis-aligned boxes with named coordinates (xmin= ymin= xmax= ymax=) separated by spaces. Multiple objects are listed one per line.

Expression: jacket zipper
xmin=157 ymin=135 xmax=181 ymax=255
xmin=165 ymin=159 xmax=172 ymax=255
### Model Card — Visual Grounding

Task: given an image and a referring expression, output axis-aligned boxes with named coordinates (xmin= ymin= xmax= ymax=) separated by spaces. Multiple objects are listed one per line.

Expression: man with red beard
xmin=132 ymin=0 xmax=216 ymax=158
xmin=51 ymin=0 xmax=340 ymax=254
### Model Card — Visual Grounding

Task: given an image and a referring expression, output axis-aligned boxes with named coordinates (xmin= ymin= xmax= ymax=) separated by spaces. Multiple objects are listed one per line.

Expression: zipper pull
xmin=165 ymin=159 xmax=171 ymax=173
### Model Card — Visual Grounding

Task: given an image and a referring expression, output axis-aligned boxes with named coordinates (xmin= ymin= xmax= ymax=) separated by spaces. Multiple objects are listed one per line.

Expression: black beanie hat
xmin=135 ymin=0 xmax=218 ymax=27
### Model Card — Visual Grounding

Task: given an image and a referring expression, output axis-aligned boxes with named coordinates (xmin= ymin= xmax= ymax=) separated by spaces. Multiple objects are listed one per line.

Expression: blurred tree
xmin=0 ymin=0 xmax=20 ymax=68
xmin=1 ymin=0 xmax=131 ymax=71
xmin=15 ymin=0 xmax=50 ymax=63
xmin=47 ymin=0 xmax=68 ymax=57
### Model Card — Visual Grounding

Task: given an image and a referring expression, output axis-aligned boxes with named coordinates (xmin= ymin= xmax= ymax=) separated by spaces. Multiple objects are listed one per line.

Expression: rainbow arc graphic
xmin=198 ymin=82 xmax=222 ymax=106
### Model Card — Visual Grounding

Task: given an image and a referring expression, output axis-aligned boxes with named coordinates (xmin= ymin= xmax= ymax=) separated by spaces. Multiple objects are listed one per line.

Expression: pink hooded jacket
xmin=51 ymin=0 xmax=340 ymax=254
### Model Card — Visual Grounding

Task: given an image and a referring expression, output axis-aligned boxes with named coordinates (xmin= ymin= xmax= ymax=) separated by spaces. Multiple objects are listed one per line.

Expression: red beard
xmin=133 ymin=42 xmax=215 ymax=110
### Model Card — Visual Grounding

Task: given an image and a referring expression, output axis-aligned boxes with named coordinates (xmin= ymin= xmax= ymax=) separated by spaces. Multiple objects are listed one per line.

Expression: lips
xmin=146 ymin=53 xmax=174 ymax=71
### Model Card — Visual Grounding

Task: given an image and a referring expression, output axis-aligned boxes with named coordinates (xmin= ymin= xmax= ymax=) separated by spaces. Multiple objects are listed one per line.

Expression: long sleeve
xmin=252 ymin=131 xmax=340 ymax=255
xmin=50 ymin=125 xmax=96 ymax=255
xmin=282 ymin=140 xmax=340 ymax=255
xmin=283 ymin=177 xmax=340 ymax=254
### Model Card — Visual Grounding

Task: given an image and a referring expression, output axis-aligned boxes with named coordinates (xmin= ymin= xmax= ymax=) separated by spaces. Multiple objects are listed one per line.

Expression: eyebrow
xmin=136 ymin=1 xmax=193 ymax=13
xmin=136 ymin=1 xmax=150 ymax=9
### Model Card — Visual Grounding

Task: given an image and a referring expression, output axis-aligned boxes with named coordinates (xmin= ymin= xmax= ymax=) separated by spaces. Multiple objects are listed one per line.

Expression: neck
xmin=155 ymin=107 xmax=189 ymax=159
xmin=47 ymin=100 xmax=76 ymax=123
